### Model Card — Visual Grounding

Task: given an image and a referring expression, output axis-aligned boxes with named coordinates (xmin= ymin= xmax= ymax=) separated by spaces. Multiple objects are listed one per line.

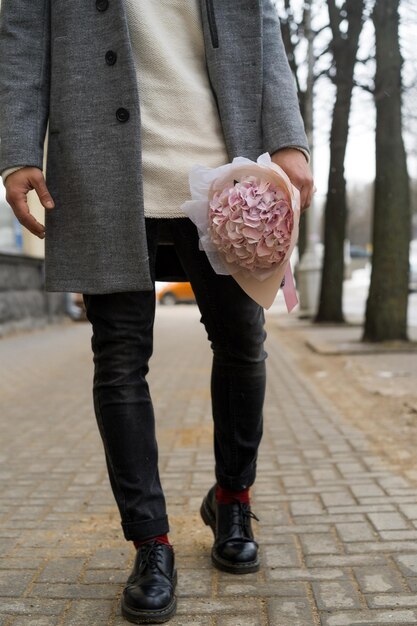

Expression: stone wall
xmin=0 ymin=253 xmax=67 ymax=337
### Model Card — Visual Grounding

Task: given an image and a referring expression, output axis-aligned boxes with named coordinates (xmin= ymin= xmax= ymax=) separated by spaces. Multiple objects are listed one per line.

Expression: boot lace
xmin=132 ymin=541 xmax=173 ymax=584
xmin=225 ymin=499 xmax=260 ymax=543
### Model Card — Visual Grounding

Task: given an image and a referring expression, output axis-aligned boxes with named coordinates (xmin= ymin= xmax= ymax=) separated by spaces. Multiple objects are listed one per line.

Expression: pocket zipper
xmin=206 ymin=0 xmax=219 ymax=48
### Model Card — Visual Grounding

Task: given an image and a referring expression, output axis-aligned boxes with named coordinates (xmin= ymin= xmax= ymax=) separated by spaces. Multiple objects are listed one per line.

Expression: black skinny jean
xmin=82 ymin=217 xmax=267 ymax=541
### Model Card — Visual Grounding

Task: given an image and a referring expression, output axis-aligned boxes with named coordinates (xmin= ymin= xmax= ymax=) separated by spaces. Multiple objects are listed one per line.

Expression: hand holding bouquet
xmin=181 ymin=153 xmax=300 ymax=310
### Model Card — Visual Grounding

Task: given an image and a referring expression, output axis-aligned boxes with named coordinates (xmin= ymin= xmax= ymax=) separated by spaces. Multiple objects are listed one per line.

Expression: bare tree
xmin=315 ymin=0 xmax=366 ymax=323
xmin=363 ymin=0 xmax=411 ymax=341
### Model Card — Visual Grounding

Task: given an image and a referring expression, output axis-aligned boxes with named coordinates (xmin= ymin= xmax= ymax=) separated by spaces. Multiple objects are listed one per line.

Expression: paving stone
xmin=281 ymin=474 xmax=313 ymax=488
xmin=36 ymin=559 xmax=85 ymax=584
xmin=305 ymin=554 xmax=388 ymax=568
xmin=350 ymin=483 xmax=387 ymax=498
xmin=61 ymin=599 xmax=113 ymax=625
xmin=289 ymin=500 xmax=324 ymax=516
xmin=336 ymin=461 xmax=366 ymax=475
xmin=346 ymin=541 xmax=417 ymax=554
xmin=175 ymin=598 xmax=257 ymax=616
xmin=256 ymin=529 xmax=297 ymax=544
xmin=398 ymin=504 xmax=417 ymax=519
xmin=353 ymin=566 xmax=404 ymax=593
xmin=218 ymin=580 xmax=306 ymax=597
xmin=86 ymin=548 xmax=130 ymax=570
xmin=126 ymin=619 xmax=204 ymax=626
xmin=266 ymin=567 xmax=347 ymax=581
xmin=299 ymin=533 xmax=341 ymax=555
xmin=367 ymin=512 xmax=410 ymax=531
xmin=335 ymin=521 xmax=378 ymax=542
xmin=312 ymin=580 xmax=362 ymax=610
xmin=377 ymin=476 xmax=412 ymax=491
xmin=264 ymin=543 xmax=301 ymax=568
xmin=0 ymin=539 xmax=18 ymax=557
xmin=260 ymin=524 xmax=332 ymax=535
xmin=394 ymin=554 xmax=417 ymax=576
xmin=176 ymin=569 xmax=212 ymax=597
xmin=367 ymin=594 xmax=417 ymax=608
xmin=293 ymin=514 xmax=365 ymax=524
xmin=321 ymin=491 xmax=357 ymax=507
xmin=81 ymin=569 xmax=127 ymax=584
xmin=311 ymin=467 xmax=340 ymax=483
xmin=0 ymin=558 xmax=45 ymax=570
xmin=0 ymin=599 xmax=65 ymax=616
xmin=321 ymin=609 xmax=417 ymax=625
xmin=327 ymin=505 xmax=396 ymax=514
xmin=10 ymin=615 xmax=60 ymax=626
xmin=28 ymin=583 xmax=119 ymax=599
xmin=378 ymin=530 xmax=417 ymax=541
xmin=0 ymin=571 xmax=33 ymax=596
xmin=267 ymin=597 xmax=316 ymax=626
xmin=216 ymin=616 xmax=263 ymax=626
xmin=406 ymin=579 xmax=417 ymax=591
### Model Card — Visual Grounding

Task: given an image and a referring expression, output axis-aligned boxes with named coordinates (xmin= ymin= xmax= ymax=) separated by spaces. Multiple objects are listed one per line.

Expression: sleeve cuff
xmin=280 ymin=146 xmax=311 ymax=164
xmin=1 ymin=166 xmax=26 ymax=184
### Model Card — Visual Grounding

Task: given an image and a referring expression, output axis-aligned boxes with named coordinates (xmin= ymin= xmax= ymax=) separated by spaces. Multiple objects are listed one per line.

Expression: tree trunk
xmin=363 ymin=0 xmax=410 ymax=341
xmin=315 ymin=0 xmax=365 ymax=323
xmin=316 ymin=85 xmax=352 ymax=322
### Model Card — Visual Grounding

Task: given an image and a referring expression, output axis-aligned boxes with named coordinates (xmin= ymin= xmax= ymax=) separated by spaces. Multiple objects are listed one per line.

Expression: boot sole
xmin=121 ymin=571 xmax=178 ymax=624
xmin=200 ymin=498 xmax=260 ymax=574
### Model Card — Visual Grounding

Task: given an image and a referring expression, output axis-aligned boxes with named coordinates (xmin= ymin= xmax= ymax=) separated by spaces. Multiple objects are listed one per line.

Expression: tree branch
xmin=327 ymin=0 xmax=342 ymax=44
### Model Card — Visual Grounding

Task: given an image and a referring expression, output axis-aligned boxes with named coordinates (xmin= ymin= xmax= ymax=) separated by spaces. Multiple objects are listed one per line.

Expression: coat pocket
xmin=206 ymin=0 xmax=219 ymax=48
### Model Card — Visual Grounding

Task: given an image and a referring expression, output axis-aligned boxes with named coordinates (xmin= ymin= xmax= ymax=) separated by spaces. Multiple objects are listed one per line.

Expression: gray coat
xmin=0 ymin=0 xmax=309 ymax=294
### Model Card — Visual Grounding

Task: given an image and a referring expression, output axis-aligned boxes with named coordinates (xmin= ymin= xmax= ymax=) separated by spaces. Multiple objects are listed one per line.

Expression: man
xmin=0 ymin=0 xmax=313 ymax=623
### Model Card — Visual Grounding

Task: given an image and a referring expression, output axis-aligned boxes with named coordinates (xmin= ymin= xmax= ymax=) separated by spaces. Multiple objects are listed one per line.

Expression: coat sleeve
xmin=261 ymin=0 xmax=309 ymax=157
xmin=0 ymin=0 xmax=51 ymax=172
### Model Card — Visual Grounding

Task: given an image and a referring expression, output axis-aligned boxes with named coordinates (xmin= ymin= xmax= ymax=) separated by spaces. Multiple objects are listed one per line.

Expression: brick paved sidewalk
xmin=1 ymin=305 xmax=417 ymax=626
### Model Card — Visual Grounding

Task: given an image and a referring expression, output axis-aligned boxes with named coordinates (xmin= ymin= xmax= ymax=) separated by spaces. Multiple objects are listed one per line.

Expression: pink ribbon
xmin=282 ymin=265 xmax=298 ymax=312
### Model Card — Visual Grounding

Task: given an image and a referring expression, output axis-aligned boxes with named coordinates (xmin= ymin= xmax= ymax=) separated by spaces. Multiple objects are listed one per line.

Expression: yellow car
xmin=157 ymin=282 xmax=196 ymax=305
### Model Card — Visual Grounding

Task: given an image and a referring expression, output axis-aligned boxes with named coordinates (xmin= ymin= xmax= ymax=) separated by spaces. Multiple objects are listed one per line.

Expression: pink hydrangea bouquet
xmin=181 ymin=153 xmax=300 ymax=310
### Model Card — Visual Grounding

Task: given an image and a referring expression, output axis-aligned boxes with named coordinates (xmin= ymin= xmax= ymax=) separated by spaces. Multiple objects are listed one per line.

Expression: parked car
xmin=157 ymin=282 xmax=196 ymax=305
xmin=349 ymin=245 xmax=371 ymax=259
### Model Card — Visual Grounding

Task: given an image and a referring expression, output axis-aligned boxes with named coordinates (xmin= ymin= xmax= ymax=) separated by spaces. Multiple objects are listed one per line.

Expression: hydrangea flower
xmin=208 ymin=175 xmax=294 ymax=275
xmin=181 ymin=153 xmax=300 ymax=310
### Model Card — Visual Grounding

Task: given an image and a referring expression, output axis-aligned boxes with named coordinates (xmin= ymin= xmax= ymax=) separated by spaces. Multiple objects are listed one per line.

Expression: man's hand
xmin=270 ymin=148 xmax=315 ymax=213
xmin=4 ymin=166 xmax=55 ymax=239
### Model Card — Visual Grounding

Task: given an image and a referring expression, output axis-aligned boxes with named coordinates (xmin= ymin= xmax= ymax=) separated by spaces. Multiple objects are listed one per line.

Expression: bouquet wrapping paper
xmin=181 ymin=152 xmax=300 ymax=310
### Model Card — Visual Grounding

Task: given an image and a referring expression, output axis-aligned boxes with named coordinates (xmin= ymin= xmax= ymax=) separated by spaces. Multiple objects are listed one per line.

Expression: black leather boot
xmin=200 ymin=484 xmax=260 ymax=574
xmin=121 ymin=541 xmax=177 ymax=624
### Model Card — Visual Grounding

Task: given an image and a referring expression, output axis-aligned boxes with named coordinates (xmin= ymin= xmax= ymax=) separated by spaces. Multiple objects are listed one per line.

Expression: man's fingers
xmin=302 ymin=188 xmax=314 ymax=212
xmin=31 ymin=172 xmax=55 ymax=209
xmin=7 ymin=190 xmax=46 ymax=238
xmin=306 ymin=188 xmax=314 ymax=209
xmin=300 ymin=187 xmax=309 ymax=213
xmin=300 ymin=181 xmax=315 ymax=212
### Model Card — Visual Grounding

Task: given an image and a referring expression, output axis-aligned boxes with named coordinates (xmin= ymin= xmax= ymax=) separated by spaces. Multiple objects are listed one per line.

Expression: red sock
xmin=216 ymin=485 xmax=250 ymax=505
xmin=133 ymin=534 xmax=172 ymax=550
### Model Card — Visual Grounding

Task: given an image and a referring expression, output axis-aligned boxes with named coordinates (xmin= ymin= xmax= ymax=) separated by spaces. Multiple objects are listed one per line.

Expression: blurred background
xmin=0 ymin=0 xmax=416 ymax=342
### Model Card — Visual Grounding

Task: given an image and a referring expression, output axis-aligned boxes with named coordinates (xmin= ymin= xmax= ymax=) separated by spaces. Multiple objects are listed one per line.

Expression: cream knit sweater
xmin=124 ymin=0 xmax=229 ymax=217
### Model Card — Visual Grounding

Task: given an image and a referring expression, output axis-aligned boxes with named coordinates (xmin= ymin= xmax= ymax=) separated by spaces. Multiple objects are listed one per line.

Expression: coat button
xmin=116 ymin=107 xmax=129 ymax=123
xmin=96 ymin=0 xmax=109 ymax=11
xmin=105 ymin=50 xmax=117 ymax=65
